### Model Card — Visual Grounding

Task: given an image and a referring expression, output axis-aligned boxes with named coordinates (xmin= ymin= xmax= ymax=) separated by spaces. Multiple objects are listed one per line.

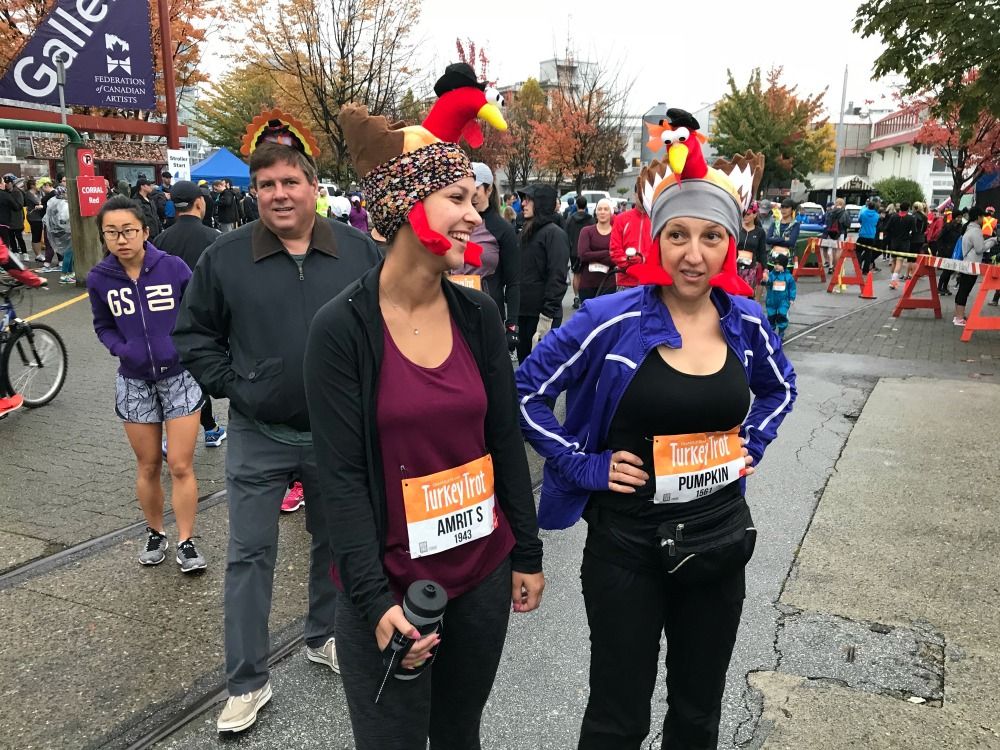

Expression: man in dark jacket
xmin=565 ymin=195 xmax=594 ymax=308
xmin=213 ymin=179 xmax=240 ymax=232
xmin=135 ymin=177 xmax=162 ymax=237
xmin=152 ymin=181 xmax=227 ymax=447
xmin=241 ymin=185 xmax=259 ymax=223
xmin=884 ymin=201 xmax=915 ymax=289
xmin=0 ymin=175 xmax=24 ymax=257
xmin=516 ymin=182 xmax=570 ymax=363
xmin=172 ymin=143 xmax=380 ymax=733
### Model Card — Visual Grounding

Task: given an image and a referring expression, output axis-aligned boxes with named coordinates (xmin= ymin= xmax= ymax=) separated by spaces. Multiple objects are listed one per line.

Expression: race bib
xmin=737 ymin=250 xmax=755 ymax=265
xmin=772 ymin=280 xmax=786 ymax=292
xmin=402 ymin=455 xmax=497 ymax=558
xmin=449 ymin=275 xmax=482 ymax=291
xmin=652 ymin=428 xmax=745 ymax=504
xmin=587 ymin=262 xmax=610 ymax=274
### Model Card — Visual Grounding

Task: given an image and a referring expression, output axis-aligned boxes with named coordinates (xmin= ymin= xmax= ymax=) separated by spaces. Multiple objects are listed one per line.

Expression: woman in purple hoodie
xmin=87 ymin=195 xmax=207 ymax=573
xmin=348 ymin=195 xmax=369 ymax=234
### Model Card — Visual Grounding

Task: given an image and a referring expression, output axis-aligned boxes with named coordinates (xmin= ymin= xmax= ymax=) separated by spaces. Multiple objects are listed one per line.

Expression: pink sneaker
xmin=281 ymin=482 xmax=305 ymax=512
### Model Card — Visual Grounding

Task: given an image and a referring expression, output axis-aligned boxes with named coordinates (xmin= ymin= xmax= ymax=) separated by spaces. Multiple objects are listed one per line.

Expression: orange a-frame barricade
xmin=961 ymin=265 xmax=1000 ymax=342
xmin=826 ymin=243 xmax=864 ymax=293
xmin=793 ymin=237 xmax=826 ymax=282
xmin=892 ymin=255 xmax=942 ymax=318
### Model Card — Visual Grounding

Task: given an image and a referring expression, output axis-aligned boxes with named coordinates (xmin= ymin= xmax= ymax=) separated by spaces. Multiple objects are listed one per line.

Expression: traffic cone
xmin=859 ymin=271 xmax=877 ymax=299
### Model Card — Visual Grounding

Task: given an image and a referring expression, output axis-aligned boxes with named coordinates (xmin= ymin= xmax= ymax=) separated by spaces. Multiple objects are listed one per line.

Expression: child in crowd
xmin=761 ymin=249 xmax=796 ymax=339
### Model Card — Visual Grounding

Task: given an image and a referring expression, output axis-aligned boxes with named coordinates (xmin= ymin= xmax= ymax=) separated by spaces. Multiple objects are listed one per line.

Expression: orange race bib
xmin=772 ymin=280 xmax=786 ymax=292
xmin=652 ymin=428 xmax=745 ymax=504
xmin=737 ymin=250 xmax=755 ymax=265
xmin=449 ymin=275 xmax=482 ymax=291
xmin=402 ymin=455 xmax=497 ymax=558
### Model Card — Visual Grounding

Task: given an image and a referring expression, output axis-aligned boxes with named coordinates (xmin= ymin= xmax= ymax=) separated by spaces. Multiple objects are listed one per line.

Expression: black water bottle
xmin=391 ymin=580 xmax=448 ymax=681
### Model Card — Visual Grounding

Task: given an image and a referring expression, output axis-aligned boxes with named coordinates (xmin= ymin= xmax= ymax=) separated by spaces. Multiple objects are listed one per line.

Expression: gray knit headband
xmin=649 ymin=179 xmax=742 ymax=241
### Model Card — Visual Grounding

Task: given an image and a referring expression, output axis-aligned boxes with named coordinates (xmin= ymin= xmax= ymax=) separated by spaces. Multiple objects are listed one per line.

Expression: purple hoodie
xmin=349 ymin=202 xmax=369 ymax=233
xmin=87 ymin=242 xmax=192 ymax=380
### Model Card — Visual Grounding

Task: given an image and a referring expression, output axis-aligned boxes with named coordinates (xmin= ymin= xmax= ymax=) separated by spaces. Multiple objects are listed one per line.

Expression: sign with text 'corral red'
xmin=77 ymin=175 xmax=106 ymax=217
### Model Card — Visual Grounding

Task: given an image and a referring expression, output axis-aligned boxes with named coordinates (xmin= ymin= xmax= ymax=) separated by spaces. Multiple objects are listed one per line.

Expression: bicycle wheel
xmin=2 ymin=323 xmax=68 ymax=407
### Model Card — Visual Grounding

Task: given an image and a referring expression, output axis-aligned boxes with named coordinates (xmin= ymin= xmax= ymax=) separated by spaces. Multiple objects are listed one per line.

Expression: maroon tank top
xmin=376 ymin=316 xmax=514 ymax=601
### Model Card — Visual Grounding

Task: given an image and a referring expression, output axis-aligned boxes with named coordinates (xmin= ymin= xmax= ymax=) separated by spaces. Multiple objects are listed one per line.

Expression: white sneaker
xmin=217 ymin=681 xmax=272 ymax=733
xmin=953 ymin=317 xmax=967 ymax=327
xmin=305 ymin=637 xmax=339 ymax=674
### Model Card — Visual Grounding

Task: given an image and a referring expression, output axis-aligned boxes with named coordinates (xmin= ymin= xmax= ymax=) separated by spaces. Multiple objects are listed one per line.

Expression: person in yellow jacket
xmin=316 ymin=187 xmax=331 ymax=218
xmin=982 ymin=206 xmax=996 ymax=238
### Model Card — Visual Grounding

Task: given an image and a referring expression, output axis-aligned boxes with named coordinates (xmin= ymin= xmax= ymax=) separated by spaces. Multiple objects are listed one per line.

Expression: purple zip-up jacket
xmin=87 ymin=242 xmax=192 ymax=381
xmin=349 ymin=204 xmax=369 ymax=233
xmin=516 ymin=285 xmax=797 ymax=530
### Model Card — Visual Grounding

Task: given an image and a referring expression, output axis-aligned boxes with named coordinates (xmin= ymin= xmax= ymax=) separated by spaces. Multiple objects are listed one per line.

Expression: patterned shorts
xmin=115 ymin=371 xmax=205 ymax=424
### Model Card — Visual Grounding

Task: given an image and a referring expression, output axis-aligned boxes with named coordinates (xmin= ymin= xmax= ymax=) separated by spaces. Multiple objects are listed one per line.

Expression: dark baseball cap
xmin=160 ymin=169 xmax=172 ymax=178
xmin=170 ymin=180 xmax=201 ymax=210
xmin=136 ymin=176 xmax=151 ymax=187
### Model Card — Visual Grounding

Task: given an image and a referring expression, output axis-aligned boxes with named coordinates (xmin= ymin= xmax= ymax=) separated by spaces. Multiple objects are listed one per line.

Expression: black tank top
xmin=589 ymin=346 xmax=751 ymax=521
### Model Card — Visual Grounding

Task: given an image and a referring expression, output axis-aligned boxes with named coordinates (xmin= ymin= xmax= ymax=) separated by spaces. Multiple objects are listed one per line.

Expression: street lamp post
xmin=55 ymin=53 xmax=68 ymax=128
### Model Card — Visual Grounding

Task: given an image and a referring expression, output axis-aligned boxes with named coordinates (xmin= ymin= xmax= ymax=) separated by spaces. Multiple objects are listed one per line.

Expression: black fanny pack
xmin=655 ymin=498 xmax=757 ymax=585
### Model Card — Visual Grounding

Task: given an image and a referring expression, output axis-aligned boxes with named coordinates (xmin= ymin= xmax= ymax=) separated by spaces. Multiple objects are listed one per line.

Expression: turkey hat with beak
xmin=629 ymin=108 xmax=752 ymax=295
xmin=337 ymin=63 xmax=515 ymax=266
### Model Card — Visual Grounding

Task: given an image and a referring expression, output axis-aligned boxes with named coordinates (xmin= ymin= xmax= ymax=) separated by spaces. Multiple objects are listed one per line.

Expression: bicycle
xmin=1 ymin=279 xmax=68 ymax=407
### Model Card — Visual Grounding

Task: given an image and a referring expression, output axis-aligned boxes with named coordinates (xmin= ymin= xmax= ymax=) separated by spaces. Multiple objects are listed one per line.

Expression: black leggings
xmin=336 ymin=558 xmax=512 ymax=750
xmin=955 ymin=273 xmax=978 ymax=307
xmin=578 ymin=543 xmax=744 ymax=750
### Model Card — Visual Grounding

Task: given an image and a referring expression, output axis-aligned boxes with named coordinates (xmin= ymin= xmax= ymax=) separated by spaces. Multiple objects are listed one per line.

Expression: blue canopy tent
xmin=190 ymin=148 xmax=250 ymax=189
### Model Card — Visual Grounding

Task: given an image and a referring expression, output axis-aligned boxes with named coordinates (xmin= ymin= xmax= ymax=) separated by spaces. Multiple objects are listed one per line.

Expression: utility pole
xmin=157 ymin=0 xmax=181 ymax=149
xmin=831 ymin=65 xmax=848 ymax=204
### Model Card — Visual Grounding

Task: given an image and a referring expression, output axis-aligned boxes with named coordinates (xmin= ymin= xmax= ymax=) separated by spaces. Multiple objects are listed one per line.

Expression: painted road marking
xmin=23 ymin=293 xmax=88 ymax=322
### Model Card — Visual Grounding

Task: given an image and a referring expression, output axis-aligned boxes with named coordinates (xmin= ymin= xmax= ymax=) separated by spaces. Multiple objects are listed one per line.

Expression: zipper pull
xmin=675 ymin=523 xmax=684 ymax=542
xmin=662 ymin=538 xmax=676 ymax=557
xmin=299 ymin=267 xmax=304 ymax=281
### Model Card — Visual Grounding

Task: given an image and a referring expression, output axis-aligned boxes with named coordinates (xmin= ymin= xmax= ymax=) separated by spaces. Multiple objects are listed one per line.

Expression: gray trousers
xmin=224 ymin=409 xmax=337 ymax=694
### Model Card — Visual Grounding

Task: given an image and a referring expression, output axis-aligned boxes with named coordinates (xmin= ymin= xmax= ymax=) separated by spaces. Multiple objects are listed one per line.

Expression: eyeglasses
xmin=101 ymin=228 xmax=142 ymax=241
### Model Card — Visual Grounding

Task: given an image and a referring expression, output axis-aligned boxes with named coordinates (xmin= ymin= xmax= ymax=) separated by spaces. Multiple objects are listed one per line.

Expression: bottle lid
xmin=404 ymin=579 xmax=448 ymax=619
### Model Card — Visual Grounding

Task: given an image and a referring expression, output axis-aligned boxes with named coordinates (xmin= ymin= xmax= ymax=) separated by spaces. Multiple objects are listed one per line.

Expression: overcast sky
xmin=412 ymin=0 xmax=903 ymax=119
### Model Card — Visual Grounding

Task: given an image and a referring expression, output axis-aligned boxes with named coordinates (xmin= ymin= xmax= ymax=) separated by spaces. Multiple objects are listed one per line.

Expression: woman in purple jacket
xmin=517 ymin=156 xmax=796 ymax=750
xmin=87 ymin=195 xmax=207 ymax=573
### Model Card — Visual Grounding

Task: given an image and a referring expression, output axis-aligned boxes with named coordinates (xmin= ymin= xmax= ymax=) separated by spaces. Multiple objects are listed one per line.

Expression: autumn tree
xmin=530 ymin=59 xmax=630 ymax=193
xmin=192 ymin=66 xmax=280 ymax=154
xmin=712 ymin=67 xmax=834 ymax=190
xmin=237 ymin=0 xmax=420 ymax=183
xmin=502 ymin=78 xmax=546 ymax=190
xmin=906 ymin=96 xmax=1000 ymax=207
xmin=854 ymin=0 xmax=1000 ymax=121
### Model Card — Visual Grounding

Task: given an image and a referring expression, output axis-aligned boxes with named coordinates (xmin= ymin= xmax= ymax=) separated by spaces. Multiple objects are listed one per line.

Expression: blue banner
xmin=0 ymin=0 xmax=156 ymax=110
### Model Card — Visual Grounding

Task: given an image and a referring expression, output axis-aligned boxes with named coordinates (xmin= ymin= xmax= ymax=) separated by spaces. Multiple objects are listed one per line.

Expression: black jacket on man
xmin=241 ymin=192 xmax=259 ymax=223
xmin=0 ymin=188 xmax=20 ymax=228
xmin=152 ymin=214 xmax=221 ymax=271
xmin=137 ymin=194 xmax=162 ymax=237
xmin=518 ymin=185 xmax=570 ymax=319
xmin=884 ymin=211 xmax=916 ymax=252
xmin=173 ymin=218 xmax=380 ymax=431
xmin=215 ymin=188 xmax=240 ymax=225
xmin=303 ymin=265 xmax=543 ymax=629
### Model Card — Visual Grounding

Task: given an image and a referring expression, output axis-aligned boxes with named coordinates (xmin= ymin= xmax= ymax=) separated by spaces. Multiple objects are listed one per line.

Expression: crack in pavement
xmin=732 ymin=382 xmax=875 ymax=749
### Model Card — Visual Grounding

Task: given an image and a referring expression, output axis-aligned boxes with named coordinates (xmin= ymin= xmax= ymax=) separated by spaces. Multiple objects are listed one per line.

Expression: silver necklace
xmin=380 ymin=284 xmax=421 ymax=335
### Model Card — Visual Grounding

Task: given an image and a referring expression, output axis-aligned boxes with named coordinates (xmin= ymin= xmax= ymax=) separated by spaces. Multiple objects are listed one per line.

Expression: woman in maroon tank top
xmin=305 ymin=97 xmax=544 ymax=750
